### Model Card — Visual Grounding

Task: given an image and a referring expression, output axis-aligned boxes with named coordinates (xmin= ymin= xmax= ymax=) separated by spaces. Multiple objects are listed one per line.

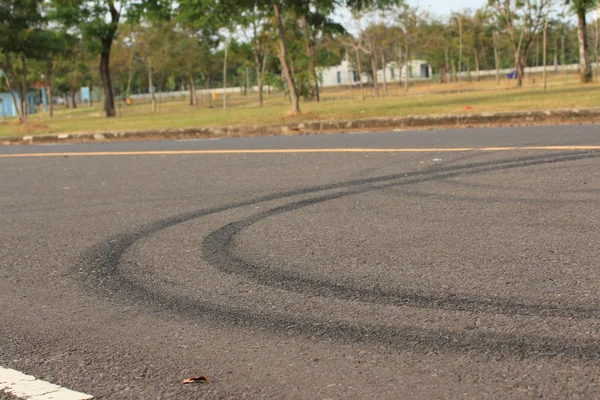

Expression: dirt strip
xmin=2 ymin=108 xmax=599 ymax=146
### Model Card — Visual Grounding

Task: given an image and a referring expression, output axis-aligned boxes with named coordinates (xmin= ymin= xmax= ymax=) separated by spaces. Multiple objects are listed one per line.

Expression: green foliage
xmin=0 ymin=0 xmax=47 ymax=56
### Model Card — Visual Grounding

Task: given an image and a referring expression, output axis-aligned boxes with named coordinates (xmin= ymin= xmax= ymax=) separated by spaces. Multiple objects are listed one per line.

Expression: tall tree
xmin=543 ymin=0 xmax=552 ymax=89
xmin=184 ymin=0 xmax=394 ymax=115
xmin=419 ymin=16 xmax=452 ymax=83
xmin=566 ymin=0 xmax=596 ymax=82
xmin=240 ymin=7 xmax=273 ymax=106
xmin=0 ymin=0 xmax=55 ymax=120
xmin=51 ymin=0 xmax=132 ymax=117
xmin=397 ymin=5 xmax=420 ymax=92
xmin=295 ymin=2 xmax=345 ymax=102
xmin=489 ymin=0 xmax=548 ymax=87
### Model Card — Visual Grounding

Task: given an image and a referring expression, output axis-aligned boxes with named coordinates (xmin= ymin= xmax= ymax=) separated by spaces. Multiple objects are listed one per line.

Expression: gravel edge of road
xmin=2 ymin=108 xmax=600 ymax=147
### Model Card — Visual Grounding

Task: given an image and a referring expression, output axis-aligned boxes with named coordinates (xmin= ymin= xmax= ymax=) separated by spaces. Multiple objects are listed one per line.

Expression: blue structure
xmin=0 ymin=92 xmax=16 ymax=118
xmin=81 ymin=87 xmax=90 ymax=103
xmin=0 ymin=90 xmax=44 ymax=117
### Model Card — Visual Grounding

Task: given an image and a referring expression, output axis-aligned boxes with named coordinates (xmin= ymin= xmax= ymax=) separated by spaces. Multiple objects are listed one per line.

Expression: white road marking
xmin=0 ymin=367 xmax=93 ymax=400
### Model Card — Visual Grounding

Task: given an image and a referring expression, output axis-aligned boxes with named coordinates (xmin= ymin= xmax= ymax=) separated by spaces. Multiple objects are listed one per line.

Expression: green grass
xmin=2 ymin=73 xmax=599 ymax=138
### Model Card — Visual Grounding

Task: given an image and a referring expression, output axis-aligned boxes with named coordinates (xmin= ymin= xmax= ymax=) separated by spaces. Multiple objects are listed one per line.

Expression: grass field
xmin=1 ymin=73 xmax=599 ymax=138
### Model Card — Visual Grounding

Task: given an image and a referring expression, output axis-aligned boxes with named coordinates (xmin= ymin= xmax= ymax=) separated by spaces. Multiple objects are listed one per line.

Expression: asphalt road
xmin=1 ymin=125 xmax=600 ymax=399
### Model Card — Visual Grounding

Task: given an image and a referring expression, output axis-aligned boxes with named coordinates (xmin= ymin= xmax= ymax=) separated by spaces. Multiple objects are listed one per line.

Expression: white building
xmin=318 ymin=59 xmax=369 ymax=87
xmin=318 ymin=58 xmax=433 ymax=88
xmin=377 ymin=60 xmax=433 ymax=83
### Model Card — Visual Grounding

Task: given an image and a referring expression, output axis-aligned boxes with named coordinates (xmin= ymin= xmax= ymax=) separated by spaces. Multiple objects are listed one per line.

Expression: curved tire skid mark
xmin=78 ymin=150 xmax=600 ymax=360
xmin=202 ymin=151 xmax=600 ymax=319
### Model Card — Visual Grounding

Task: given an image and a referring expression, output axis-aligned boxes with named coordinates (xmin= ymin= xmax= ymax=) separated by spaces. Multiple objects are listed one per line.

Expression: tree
xmin=339 ymin=29 xmax=366 ymax=100
xmin=111 ymin=24 xmax=140 ymax=101
xmin=0 ymin=0 xmax=49 ymax=120
xmin=543 ymin=0 xmax=552 ymax=89
xmin=130 ymin=20 xmax=177 ymax=112
xmin=239 ymin=7 xmax=273 ymax=106
xmin=472 ymin=9 xmax=494 ymax=81
xmin=181 ymin=0 xmax=395 ymax=115
xmin=361 ymin=22 xmax=385 ymax=96
xmin=489 ymin=0 xmax=549 ymax=87
xmin=51 ymin=0 xmax=130 ymax=117
xmin=420 ymin=16 xmax=452 ymax=83
xmin=397 ymin=5 xmax=420 ymax=92
xmin=295 ymin=1 xmax=345 ymax=102
xmin=174 ymin=28 xmax=215 ymax=106
xmin=566 ymin=0 xmax=596 ymax=82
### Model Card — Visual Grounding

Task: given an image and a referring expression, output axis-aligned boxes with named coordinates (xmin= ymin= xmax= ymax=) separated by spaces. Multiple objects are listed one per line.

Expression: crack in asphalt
xmin=78 ymin=150 xmax=600 ymax=360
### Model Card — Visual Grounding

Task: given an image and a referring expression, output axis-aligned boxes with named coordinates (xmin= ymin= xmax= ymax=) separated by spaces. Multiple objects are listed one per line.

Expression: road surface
xmin=1 ymin=125 xmax=600 ymax=399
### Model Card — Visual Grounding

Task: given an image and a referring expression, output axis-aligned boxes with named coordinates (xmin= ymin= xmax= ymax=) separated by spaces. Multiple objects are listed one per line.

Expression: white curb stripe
xmin=0 ymin=367 xmax=93 ymax=400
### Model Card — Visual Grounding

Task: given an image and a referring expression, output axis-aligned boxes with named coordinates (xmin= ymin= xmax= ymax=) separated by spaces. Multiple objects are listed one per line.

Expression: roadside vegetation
xmin=1 ymin=0 xmax=599 ymax=136
xmin=2 ymin=73 xmax=598 ymax=138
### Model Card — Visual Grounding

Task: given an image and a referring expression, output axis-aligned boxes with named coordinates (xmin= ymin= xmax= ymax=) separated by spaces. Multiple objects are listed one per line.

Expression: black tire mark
xmin=78 ymin=150 xmax=600 ymax=360
xmin=202 ymin=151 xmax=600 ymax=319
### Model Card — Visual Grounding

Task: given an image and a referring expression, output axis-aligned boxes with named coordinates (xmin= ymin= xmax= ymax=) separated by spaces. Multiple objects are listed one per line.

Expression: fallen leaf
xmin=182 ymin=376 xmax=211 ymax=384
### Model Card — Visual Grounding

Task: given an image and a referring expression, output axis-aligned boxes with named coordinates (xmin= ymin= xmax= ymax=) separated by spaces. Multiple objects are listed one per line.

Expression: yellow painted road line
xmin=0 ymin=146 xmax=600 ymax=158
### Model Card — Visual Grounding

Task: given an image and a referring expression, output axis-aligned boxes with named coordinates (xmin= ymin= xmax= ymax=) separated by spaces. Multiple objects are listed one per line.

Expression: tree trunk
xmin=125 ymin=69 xmax=134 ymax=100
xmin=440 ymin=66 xmax=447 ymax=83
xmin=9 ymin=90 xmax=19 ymax=118
xmin=354 ymin=47 xmax=365 ymax=100
xmin=273 ymin=3 xmax=300 ymax=115
xmin=188 ymin=75 xmax=197 ymax=106
xmin=245 ymin=67 xmax=250 ymax=95
xmin=554 ymin=38 xmax=558 ymax=73
xmin=88 ymin=80 xmax=93 ymax=107
xmin=18 ymin=55 xmax=28 ymax=121
xmin=256 ymin=69 xmax=264 ymax=106
xmin=536 ymin=35 xmax=540 ymax=67
xmin=253 ymin=47 xmax=268 ymax=107
xmin=100 ymin=40 xmax=116 ymax=117
xmin=543 ymin=0 xmax=550 ymax=91
xmin=45 ymin=60 xmax=54 ymax=117
xmin=404 ymin=41 xmax=409 ymax=93
xmin=474 ymin=49 xmax=480 ymax=81
xmin=561 ymin=35 xmax=566 ymax=74
xmin=595 ymin=12 xmax=600 ymax=81
xmin=515 ymin=53 xmax=524 ymax=88
xmin=223 ymin=35 xmax=228 ymax=110
xmin=148 ymin=59 xmax=156 ymax=113
xmin=493 ymin=32 xmax=500 ymax=86
xmin=381 ymin=53 xmax=387 ymax=95
xmin=71 ymin=89 xmax=77 ymax=109
xmin=457 ymin=16 xmax=463 ymax=92
xmin=47 ymin=84 xmax=53 ymax=117
xmin=444 ymin=48 xmax=450 ymax=83
xmin=596 ymin=14 xmax=600 ymax=81
xmin=576 ymin=7 xmax=592 ymax=83
xmin=371 ymin=55 xmax=379 ymax=97
xmin=302 ymin=14 xmax=320 ymax=102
